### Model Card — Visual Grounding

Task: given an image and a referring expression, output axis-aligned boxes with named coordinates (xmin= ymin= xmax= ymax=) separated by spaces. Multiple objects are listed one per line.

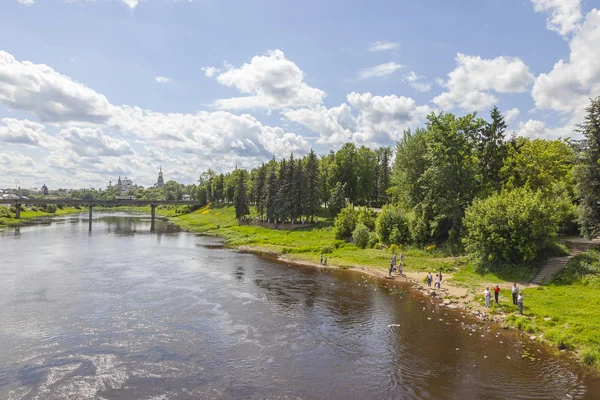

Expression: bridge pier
xmin=88 ymin=203 xmax=92 ymax=232
xmin=15 ymin=203 xmax=21 ymax=219
xmin=150 ymin=204 xmax=156 ymax=231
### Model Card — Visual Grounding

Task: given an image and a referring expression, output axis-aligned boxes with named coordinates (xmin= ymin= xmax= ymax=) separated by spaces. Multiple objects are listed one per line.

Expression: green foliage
xmin=352 ymin=223 xmax=370 ymax=249
xmin=368 ymin=232 xmax=379 ymax=248
xmin=575 ymin=97 xmax=600 ymax=239
xmin=462 ymin=188 xmax=563 ymax=265
xmin=333 ymin=206 xmax=357 ymax=239
xmin=46 ymin=204 xmax=57 ymax=213
xmin=328 ymin=182 xmax=347 ymax=217
xmin=357 ymin=207 xmax=377 ymax=231
xmin=553 ymin=249 xmax=600 ymax=288
xmin=375 ymin=205 xmax=409 ymax=244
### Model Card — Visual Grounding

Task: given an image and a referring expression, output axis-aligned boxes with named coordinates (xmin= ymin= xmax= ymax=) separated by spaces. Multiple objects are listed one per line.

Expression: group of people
xmin=483 ymin=283 xmax=524 ymax=314
xmin=388 ymin=253 xmax=404 ymax=276
xmin=426 ymin=271 xmax=443 ymax=289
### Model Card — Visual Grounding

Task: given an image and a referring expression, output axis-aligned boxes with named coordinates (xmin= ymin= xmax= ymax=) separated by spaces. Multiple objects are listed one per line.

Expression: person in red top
xmin=494 ymin=284 xmax=501 ymax=304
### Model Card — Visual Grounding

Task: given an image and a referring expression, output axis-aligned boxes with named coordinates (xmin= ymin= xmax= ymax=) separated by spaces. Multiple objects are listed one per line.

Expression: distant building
xmin=154 ymin=166 xmax=165 ymax=188
xmin=108 ymin=176 xmax=138 ymax=194
xmin=41 ymin=184 xmax=49 ymax=196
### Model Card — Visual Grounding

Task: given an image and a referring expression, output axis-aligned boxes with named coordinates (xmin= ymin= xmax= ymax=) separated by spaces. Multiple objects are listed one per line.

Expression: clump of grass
xmin=581 ymin=348 xmax=600 ymax=367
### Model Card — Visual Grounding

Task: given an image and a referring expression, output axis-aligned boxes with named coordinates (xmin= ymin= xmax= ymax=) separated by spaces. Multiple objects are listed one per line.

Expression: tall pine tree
xmin=234 ymin=170 xmax=249 ymax=220
xmin=305 ymin=149 xmax=320 ymax=221
xmin=575 ymin=97 xmax=600 ymax=239
xmin=265 ymin=163 xmax=278 ymax=223
xmin=480 ymin=106 xmax=507 ymax=193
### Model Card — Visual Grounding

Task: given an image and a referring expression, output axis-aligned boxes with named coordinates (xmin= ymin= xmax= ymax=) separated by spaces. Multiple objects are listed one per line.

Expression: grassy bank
xmin=0 ymin=205 xmax=82 ymax=227
xmin=161 ymin=204 xmax=461 ymax=273
xmin=504 ymin=251 xmax=600 ymax=369
xmin=153 ymin=204 xmax=599 ymax=371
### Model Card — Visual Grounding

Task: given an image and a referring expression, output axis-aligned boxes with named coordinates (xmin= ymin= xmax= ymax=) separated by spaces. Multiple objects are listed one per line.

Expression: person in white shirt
xmin=517 ymin=293 xmax=524 ymax=315
xmin=512 ymin=283 xmax=519 ymax=305
xmin=484 ymin=287 xmax=491 ymax=307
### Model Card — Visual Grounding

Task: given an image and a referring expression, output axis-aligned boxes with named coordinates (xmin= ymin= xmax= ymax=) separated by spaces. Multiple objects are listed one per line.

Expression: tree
xmin=352 ymin=223 xmax=370 ymax=249
xmin=254 ymin=163 xmax=267 ymax=219
xmin=356 ymin=146 xmax=378 ymax=205
xmin=334 ymin=143 xmax=358 ymax=203
xmin=575 ymin=97 xmax=600 ymax=238
xmin=265 ymin=163 xmax=278 ymax=223
xmin=390 ymin=128 xmax=428 ymax=208
xmin=376 ymin=147 xmax=392 ymax=205
xmin=375 ymin=205 xmax=409 ymax=244
xmin=501 ymin=137 xmax=574 ymax=193
xmin=419 ymin=112 xmax=485 ymax=240
xmin=304 ymin=149 xmax=320 ymax=221
xmin=479 ymin=106 xmax=507 ymax=193
xmin=463 ymin=188 xmax=564 ymax=265
xmin=234 ymin=170 xmax=249 ymax=220
xmin=328 ymin=182 xmax=347 ymax=216
xmin=334 ymin=206 xmax=358 ymax=239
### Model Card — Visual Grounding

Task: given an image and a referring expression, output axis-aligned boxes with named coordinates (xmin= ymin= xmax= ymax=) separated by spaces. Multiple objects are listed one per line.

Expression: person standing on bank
xmin=517 ymin=293 xmax=524 ymax=315
xmin=427 ymin=272 xmax=433 ymax=287
xmin=494 ymin=284 xmax=500 ymax=304
xmin=512 ymin=283 xmax=519 ymax=305
xmin=434 ymin=273 xmax=441 ymax=289
xmin=484 ymin=287 xmax=491 ymax=307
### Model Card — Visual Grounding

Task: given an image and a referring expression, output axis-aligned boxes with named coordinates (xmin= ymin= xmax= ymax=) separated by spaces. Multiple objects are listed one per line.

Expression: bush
xmin=462 ymin=188 xmax=563 ymax=266
xmin=321 ymin=245 xmax=334 ymax=254
xmin=375 ymin=205 xmax=409 ymax=244
xmin=357 ymin=207 xmax=377 ymax=231
xmin=334 ymin=206 xmax=358 ymax=239
xmin=352 ymin=223 xmax=370 ymax=249
xmin=368 ymin=232 xmax=379 ymax=248
xmin=46 ymin=204 xmax=57 ymax=213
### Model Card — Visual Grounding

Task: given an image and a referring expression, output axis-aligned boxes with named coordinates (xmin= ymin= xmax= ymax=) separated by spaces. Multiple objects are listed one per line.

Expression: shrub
xmin=357 ymin=207 xmax=377 ymax=231
xmin=333 ymin=206 xmax=358 ymax=239
xmin=368 ymin=232 xmax=379 ymax=248
xmin=321 ymin=245 xmax=334 ymax=254
xmin=462 ymin=188 xmax=563 ymax=266
xmin=46 ymin=204 xmax=57 ymax=213
xmin=352 ymin=223 xmax=370 ymax=249
xmin=375 ymin=205 xmax=409 ymax=244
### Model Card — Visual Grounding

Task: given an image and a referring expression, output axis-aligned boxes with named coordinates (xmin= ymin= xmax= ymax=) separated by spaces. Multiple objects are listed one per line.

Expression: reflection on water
xmin=0 ymin=212 xmax=599 ymax=399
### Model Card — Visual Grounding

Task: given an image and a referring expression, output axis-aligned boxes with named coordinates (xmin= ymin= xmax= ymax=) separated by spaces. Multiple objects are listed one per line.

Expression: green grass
xmin=160 ymin=204 xmax=458 ymax=274
xmin=0 ymin=206 xmax=82 ymax=227
xmin=502 ymin=251 xmax=600 ymax=369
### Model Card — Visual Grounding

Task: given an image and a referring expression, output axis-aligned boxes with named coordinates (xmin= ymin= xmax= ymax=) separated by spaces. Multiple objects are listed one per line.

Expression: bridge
xmin=0 ymin=198 xmax=203 ymax=231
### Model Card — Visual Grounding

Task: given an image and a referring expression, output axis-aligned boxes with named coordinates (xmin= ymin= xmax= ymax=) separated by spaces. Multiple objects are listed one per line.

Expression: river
xmin=0 ymin=212 xmax=598 ymax=399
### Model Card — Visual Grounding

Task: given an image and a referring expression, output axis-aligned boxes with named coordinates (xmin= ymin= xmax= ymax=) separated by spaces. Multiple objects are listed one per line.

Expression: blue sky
xmin=0 ymin=0 xmax=598 ymax=189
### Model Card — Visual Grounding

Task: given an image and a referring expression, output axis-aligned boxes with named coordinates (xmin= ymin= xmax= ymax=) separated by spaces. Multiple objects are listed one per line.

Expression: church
xmin=154 ymin=166 xmax=165 ymax=188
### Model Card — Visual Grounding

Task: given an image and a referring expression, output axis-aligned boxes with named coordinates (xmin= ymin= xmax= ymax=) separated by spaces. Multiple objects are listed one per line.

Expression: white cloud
xmin=18 ymin=0 xmax=35 ymax=5
xmin=347 ymin=92 xmax=431 ymax=144
xmin=207 ymin=49 xmax=325 ymax=110
xmin=0 ymin=118 xmax=48 ymax=146
xmin=0 ymin=50 xmax=313 ymax=188
xmin=57 ymin=127 xmax=133 ymax=157
xmin=515 ymin=119 xmax=575 ymax=139
xmin=155 ymin=76 xmax=172 ymax=84
xmin=531 ymin=0 xmax=582 ymax=36
xmin=0 ymin=50 xmax=114 ymax=124
xmin=122 ymin=0 xmax=138 ymax=9
xmin=505 ymin=108 xmax=521 ymax=124
xmin=368 ymin=41 xmax=399 ymax=52
xmin=283 ymin=104 xmax=357 ymax=145
xmin=283 ymin=92 xmax=431 ymax=147
xmin=405 ymin=71 xmax=431 ymax=92
xmin=201 ymin=66 xmax=220 ymax=77
xmin=532 ymin=9 xmax=600 ymax=123
xmin=432 ymin=53 xmax=535 ymax=111
xmin=359 ymin=62 xmax=404 ymax=79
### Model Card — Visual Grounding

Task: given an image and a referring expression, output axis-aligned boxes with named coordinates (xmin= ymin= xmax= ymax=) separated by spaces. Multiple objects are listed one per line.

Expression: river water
xmin=0 ymin=212 xmax=599 ymax=399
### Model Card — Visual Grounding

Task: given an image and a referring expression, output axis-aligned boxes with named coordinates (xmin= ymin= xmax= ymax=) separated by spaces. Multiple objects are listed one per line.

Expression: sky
xmin=0 ymin=0 xmax=598 ymax=190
